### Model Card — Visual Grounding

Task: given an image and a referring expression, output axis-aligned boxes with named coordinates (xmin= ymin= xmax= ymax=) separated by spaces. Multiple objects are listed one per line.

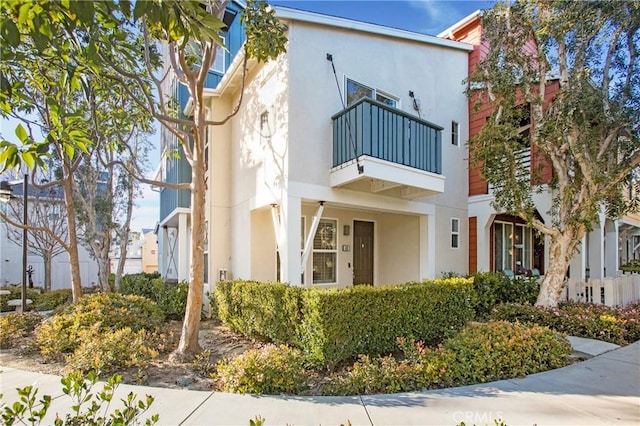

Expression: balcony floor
xmin=330 ymin=155 xmax=445 ymax=199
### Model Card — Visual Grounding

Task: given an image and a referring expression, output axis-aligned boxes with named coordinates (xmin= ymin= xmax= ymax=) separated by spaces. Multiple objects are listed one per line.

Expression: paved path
xmin=1 ymin=339 xmax=639 ymax=425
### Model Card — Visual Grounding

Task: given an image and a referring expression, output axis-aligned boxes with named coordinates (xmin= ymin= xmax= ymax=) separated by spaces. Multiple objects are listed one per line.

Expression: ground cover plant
xmin=491 ymin=301 xmax=640 ymax=345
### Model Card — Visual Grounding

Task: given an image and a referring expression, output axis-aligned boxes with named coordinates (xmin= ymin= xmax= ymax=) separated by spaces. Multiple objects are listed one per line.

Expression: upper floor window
xmin=451 ymin=121 xmax=460 ymax=146
xmin=213 ymin=36 xmax=226 ymax=73
xmin=346 ymin=78 xmax=398 ymax=108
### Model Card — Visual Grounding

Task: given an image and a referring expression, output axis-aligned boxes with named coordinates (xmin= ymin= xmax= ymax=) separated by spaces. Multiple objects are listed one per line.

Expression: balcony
xmin=330 ymin=98 xmax=444 ymax=199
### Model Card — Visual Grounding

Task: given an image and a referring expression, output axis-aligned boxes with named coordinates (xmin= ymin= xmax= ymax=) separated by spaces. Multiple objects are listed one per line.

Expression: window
xmin=376 ymin=91 xmax=398 ymax=108
xmin=493 ymin=221 xmax=532 ymax=273
xmin=346 ymin=79 xmax=373 ymax=106
xmin=213 ymin=36 xmax=226 ymax=73
xmin=451 ymin=218 xmax=460 ymax=249
xmin=346 ymin=78 xmax=398 ymax=108
xmin=451 ymin=121 xmax=460 ymax=146
xmin=313 ymin=219 xmax=337 ymax=284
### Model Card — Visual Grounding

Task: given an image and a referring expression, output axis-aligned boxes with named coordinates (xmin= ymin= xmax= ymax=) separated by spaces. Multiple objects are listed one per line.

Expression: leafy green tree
xmin=1 ymin=0 xmax=287 ymax=359
xmin=468 ymin=0 xmax=640 ymax=306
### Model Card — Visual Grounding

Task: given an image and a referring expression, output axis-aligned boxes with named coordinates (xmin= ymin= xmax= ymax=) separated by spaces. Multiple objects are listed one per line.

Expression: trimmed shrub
xmin=472 ymin=272 xmax=539 ymax=317
xmin=215 ymin=345 xmax=308 ymax=394
xmin=492 ymin=301 xmax=640 ymax=345
xmin=442 ymin=321 xmax=571 ymax=385
xmin=214 ymin=281 xmax=304 ymax=344
xmin=0 ymin=286 xmax=42 ymax=312
xmin=215 ymin=279 xmax=475 ymax=367
xmin=299 ymin=280 xmax=475 ymax=366
xmin=32 ymin=289 xmax=72 ymax=311
xmin=35 ymin=293 xmax=164 ymax=360
xmin=68 ymin=327 xmax=160 ymax=374
xmin=0 ymin=312 xmax=43 ymax=349
xmin=120 ymin=273 xmax=187 ymax=320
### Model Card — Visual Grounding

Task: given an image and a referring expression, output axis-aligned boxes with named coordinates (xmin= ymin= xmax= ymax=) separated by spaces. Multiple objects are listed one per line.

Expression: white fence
xmin=563 ymin=274 xmax=640 ymax=306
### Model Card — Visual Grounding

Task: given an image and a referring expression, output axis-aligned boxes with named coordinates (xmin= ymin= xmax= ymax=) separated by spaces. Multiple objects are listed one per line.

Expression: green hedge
xmin=214 ymin=279 xmax=475 ymax=367
xmin=0 ymin=286 xmax=42 ymax=312
xmin=214 ymin=281 xmax=304 ymax=345
xmin=119 ymin=272 xmax=188 ymax=320
xmin=472 ymin=272 xmax=540 ymax=317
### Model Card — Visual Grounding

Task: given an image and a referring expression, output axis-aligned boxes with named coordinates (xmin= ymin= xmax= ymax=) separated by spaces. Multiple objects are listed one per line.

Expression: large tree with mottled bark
xmin=468 ymin=0 xmax=640 ymax=306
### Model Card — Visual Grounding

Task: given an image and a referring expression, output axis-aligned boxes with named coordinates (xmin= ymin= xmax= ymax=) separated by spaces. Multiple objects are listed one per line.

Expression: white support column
xmin=178 ymin=212 xmax=190 ymax=282
xmin=281 ymin=196 xmax=302 ymax=285
xmin=587 ymin=218 xmax=605 ymax=280
xmin=271 ymin=204 xmax=282 ymax=251
xmin=475 ymin=214 xmax=494 ymax=272
xmin=604 ymin=220 xmax=618 ymax=277
xmin=301 ymin=202 xmax=325 ymax=272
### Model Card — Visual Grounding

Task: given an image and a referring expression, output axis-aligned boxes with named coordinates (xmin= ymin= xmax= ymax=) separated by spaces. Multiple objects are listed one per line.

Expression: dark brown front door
xmin=353 ymin=220 xmax=374 ymax=285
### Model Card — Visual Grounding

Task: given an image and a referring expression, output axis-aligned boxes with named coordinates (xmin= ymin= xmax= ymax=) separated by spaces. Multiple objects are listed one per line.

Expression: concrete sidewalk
xmin=1 ymin=340 xmax=639 ymax=426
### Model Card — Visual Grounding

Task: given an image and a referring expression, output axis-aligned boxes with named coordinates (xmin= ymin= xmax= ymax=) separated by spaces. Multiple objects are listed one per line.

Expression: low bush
xmin=214 ymin=281 xmax=304 ymax=345
xmin=299 ymin=279 xmax=475 ymax=366
xmin=120 ymin=273 xmax=187 ymax=320
xmin=472 ymin=272 xmax=539 ymax=317
xmin=68 ymin=327 xmax=160 ymax=374
xmin=35 ymin=292 xmax=164 ymax=360
xmin=215 ymin=345 xmax=308 ymax=394
xmin=491 ymin=302 xmax=640 ymax=345
xmin=0 ymin=286 xmax=42 ymax=312
xmin=323 ymin=321 xmax=570 ymax=395
xmin=32 ymin=289 xmax=72 ymax=311
xmin=215 ymin=279 xmax=475 ymax=367
xmin=442 ymin=321 xmax=571 ymax=385
xmin=0 ymin=312 xmax=43 ymax=349
xmin=325 ymin=339 xmax=452 ymax=395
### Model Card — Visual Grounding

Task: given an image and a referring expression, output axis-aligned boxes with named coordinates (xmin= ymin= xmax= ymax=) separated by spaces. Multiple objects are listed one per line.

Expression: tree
xmin=468 ymin=0 xmax=640 ymax=306
xmin=0 ymin=0 xmax=287 ymax=360
xmin=3 ymin=172 xmax=67 ymax=292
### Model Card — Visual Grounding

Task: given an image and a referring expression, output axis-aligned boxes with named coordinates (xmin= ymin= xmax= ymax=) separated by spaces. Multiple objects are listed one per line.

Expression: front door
xmin=353 ymin=220 xmax=374 ymax=285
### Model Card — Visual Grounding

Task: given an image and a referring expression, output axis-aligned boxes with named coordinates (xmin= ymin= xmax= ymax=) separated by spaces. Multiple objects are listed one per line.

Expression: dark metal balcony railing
xmin=332 ymin=98 xmax=443 ymax=174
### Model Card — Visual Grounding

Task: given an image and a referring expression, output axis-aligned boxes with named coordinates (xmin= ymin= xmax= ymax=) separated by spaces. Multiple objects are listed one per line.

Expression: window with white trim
xmin=213 ymin=36 xmax=226 ymax=73
xmin=451 ymin=218 xmax=460 ymax=249
xmin=451 ymin=121 xmax=460 ymax=146
xmin=312 ymin=219 xmax=337 ymax=284
xmin=346 ymin=78 xmax=398 ymax=108
xmin=493 ymin=221 xmax=532 ymax=273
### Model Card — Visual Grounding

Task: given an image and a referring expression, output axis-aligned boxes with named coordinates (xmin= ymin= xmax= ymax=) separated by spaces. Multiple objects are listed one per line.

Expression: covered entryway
xmin=353 ymin=220 xmax=374 ymax=285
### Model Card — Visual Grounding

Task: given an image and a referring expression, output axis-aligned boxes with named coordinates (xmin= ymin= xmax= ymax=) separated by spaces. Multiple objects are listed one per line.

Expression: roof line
xmin=436 ymin=10 xmax=482 ymax=39
xmin=274 ymin=6 xmax=473 ymax=52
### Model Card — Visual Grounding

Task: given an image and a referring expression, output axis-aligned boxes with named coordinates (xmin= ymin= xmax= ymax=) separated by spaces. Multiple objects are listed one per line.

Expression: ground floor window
xmin=313 ymin=218 xmax=337 ymax=284
xmin=493 ymin=220 xmax=532 ymax=274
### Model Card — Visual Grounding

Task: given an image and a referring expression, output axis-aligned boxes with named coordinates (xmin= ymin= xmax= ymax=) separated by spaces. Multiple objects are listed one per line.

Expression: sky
xmin=1 ymin=1 xmax=495 ymax=233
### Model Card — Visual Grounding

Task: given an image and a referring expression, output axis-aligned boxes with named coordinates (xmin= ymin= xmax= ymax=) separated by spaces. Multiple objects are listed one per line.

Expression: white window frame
xmin=451 ymin=218 xmax=460 ymax=249
xmin=345 ymin=77 xmax=400 ymax=108
xmin=493 ymin=220 xmax=532 ymax=273
xmin=312 ymin=218 xmax=338 ymax=285
xmin=451 ymin=121 xmax=460 ymax=146
xmin=213 ymin=35 xmax=226 ymax=73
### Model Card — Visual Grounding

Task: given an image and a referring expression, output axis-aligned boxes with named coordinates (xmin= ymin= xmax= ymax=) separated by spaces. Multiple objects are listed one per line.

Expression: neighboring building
xmin=439 ymin=11 xmax=636 ymax=281
xmin=109 ymin=229 xmax=158 ymax=276
xmin=0 ymin=182 xmax=100 ymax=290
xmin=156 ymin=4 xmax=472 ymax=287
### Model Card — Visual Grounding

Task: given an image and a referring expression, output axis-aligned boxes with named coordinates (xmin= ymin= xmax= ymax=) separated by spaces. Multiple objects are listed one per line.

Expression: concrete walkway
xmin=1 ymin=339 xmax=639 ymax=425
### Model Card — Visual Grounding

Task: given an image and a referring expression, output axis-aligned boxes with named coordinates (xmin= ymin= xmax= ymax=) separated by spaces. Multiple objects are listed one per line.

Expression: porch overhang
xmin=330 ymin=155 xmax=445 ymax=199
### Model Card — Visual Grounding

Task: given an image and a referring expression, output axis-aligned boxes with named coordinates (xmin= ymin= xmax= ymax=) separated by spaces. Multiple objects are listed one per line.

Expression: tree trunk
xmin=114 ymin=172 xmax=135 ymax=291
xmin=44 ymin=251 xmax=52 ymax=292
xmin=171 ymin=122 xmax=207 ymax=363
xmin=536 ymin=232 xmax=578 ymax=307
xmin=96 ymin=249 xmax=111 ymax=291
xmin=62 ymin=170 xmax=83 ymax=301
